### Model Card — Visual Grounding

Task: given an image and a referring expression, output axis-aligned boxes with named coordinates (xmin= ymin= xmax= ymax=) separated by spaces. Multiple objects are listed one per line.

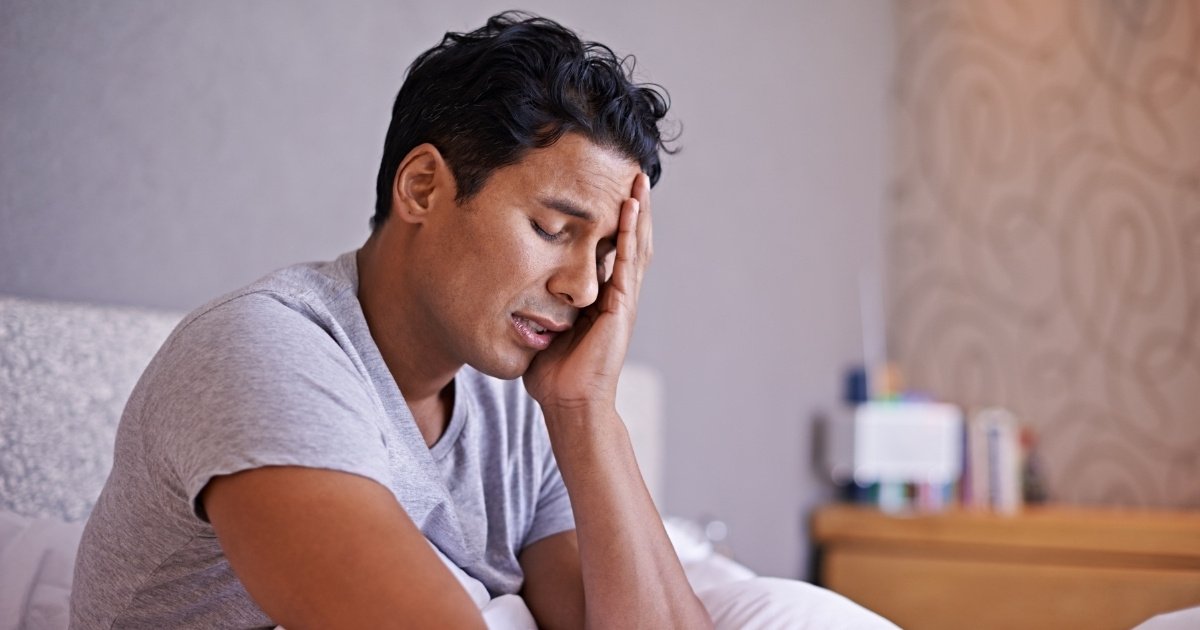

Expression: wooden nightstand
xmin=812 ymin=504 xmax=1200 ymax=629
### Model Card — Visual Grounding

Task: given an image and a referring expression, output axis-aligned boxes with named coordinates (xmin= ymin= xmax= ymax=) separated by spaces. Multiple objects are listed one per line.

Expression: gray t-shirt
xmin=70 ymin=252 xmax=575 ymax=629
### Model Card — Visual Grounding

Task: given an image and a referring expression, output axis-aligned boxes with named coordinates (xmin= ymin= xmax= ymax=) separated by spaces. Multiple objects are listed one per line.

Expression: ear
xmin=391 ymin=143 xmax=455 ymax=224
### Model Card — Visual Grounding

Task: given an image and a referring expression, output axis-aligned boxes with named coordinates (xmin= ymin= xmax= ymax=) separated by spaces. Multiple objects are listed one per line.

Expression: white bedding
xmin=0 ymin=512 xmax=82 ymax=630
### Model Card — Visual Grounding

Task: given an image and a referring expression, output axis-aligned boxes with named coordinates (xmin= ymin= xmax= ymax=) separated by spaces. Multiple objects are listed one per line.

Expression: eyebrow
xmin=538 ymin=196 xmax=597 ymax=223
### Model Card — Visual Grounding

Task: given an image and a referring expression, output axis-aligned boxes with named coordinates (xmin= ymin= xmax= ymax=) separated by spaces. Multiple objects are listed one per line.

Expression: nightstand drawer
xmin=813 ymin=505 xmax=1200 ymax=629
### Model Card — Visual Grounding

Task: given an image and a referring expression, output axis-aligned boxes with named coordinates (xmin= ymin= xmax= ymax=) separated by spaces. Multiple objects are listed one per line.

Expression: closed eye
xmin=531 ymin=219 xmax=565 ymax=242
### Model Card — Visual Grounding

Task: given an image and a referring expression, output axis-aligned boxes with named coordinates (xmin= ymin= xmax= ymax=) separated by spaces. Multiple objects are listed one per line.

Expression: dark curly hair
xmin=371 ymin=11 xmax=675 ymax=229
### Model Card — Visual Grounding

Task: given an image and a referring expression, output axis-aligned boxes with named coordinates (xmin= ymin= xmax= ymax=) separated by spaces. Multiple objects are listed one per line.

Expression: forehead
xmin=489 ymin=134 xmax=641 ymax=224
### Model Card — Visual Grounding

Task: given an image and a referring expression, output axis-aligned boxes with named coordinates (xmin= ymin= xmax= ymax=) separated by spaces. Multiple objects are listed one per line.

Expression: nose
xmin=547 ymin=247 xmax=601 ymax=308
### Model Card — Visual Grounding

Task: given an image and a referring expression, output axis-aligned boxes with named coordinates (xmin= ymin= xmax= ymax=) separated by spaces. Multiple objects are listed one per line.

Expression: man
xmin=72 ymin=11 xmax=902 ymax=630
xmin=71 ymin=11 xmax=709 ymax=629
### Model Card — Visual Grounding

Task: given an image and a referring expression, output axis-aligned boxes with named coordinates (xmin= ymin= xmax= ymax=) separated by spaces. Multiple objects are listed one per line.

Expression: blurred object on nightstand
xmin=819 ymin=360 xmax=1053 ymax=516
xmin=852 ymin=401 xmax=963 ymax=513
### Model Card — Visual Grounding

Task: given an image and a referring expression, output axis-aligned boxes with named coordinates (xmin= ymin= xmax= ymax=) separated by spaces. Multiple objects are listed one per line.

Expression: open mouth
xmin=511 ymin=314 xmax=558 ymax=350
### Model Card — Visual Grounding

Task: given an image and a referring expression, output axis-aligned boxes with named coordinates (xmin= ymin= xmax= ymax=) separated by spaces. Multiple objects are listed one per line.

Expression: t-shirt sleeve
xmin=522 ymin=405 xmax=575 ymax=548
xmin=145 ymin=292 xmax=392 ymax=522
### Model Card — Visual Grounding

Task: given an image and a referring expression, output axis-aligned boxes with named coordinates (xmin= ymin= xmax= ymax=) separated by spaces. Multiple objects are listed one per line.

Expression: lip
xmin=511 ymin=313 xmax=568 ymax=350
xmin=514 ymin=312 xmax=570 ymax=333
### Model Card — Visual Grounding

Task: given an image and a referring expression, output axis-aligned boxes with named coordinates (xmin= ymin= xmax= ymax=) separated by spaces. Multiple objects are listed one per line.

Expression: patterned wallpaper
xmin=888 ymin=0 xmax=1200 ymax=507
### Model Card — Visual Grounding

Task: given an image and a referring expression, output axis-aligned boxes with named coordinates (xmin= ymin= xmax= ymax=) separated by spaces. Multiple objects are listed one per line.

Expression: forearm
xmin=544 ymin=405 xmax=713 ymax=630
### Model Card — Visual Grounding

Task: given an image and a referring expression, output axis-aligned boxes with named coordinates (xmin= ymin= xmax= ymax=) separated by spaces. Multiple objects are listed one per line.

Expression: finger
xmin=607 ymin=196 xmax=640 ymax=298
xmin=639 ymin=175 xmax=653 ymax=263
xmin=632 ymin=171 xmax=651 ymax=206
xmin=632 ymin=173 xmax=653 ymax=273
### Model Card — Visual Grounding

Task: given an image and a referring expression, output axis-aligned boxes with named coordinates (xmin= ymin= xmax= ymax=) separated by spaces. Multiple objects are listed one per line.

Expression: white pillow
xmin=0 ymin=511 xmax=84 ymax=630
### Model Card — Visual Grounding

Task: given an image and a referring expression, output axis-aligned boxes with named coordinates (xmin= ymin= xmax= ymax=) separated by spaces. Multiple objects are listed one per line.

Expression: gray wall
xmin=0 ymin=0 xmax=893 ymax=578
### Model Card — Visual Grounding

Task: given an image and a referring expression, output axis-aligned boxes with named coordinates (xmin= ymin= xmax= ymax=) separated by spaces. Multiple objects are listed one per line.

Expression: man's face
xmin=411 ymin=133 xmax=641 ymax=379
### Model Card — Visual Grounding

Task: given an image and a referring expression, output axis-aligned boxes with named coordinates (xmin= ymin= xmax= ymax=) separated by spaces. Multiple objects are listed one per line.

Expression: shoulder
xmin=184 ymin=259 xmax=349 ymax=335
xmin=130 ymin=264 xmax=389 ymax=489
xmin=137 ymin=259 xmax=375 ymax=422
xmin=163 ymin=260 xmax=356 ymax=366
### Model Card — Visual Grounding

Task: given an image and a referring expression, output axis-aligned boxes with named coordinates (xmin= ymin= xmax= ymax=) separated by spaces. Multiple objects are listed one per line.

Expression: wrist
xmin=540 ymin=400 xmax=617 ymax=425
xmin=540 ymin=403 xmax=628 ymax=457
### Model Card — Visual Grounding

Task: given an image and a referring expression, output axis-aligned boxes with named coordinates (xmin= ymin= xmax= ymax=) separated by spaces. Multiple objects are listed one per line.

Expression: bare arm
xmin=519 ymin=417 xmax=708 ymax=630
xmin=202 ymin=466 xmax=487 ymax=630
xmin=551 ymin=408 xmax=709 ymax=629
xmin=518 ymin=530 xmax=585 ymax=629
xmin=521 ymin=173 xmax=713 ymax=629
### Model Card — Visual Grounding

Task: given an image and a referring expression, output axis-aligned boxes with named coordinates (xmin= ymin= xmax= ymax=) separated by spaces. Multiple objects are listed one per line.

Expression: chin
xmin=468 ymin=350 xmax=533 ymax=381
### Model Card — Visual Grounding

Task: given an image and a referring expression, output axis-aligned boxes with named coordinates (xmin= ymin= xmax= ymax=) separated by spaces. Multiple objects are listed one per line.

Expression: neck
xmin=357 ymin=234 xmax=458 ymax=447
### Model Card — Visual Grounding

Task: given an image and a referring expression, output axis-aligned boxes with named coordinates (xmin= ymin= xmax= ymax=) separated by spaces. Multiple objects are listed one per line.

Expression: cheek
xmin=486 ymin=223 xmax=551 ymax=287
xmin=436 ymin=210 xmax=556 ymax=313
xmin=508 ymin=244 xmax=546 ymax=281
xmin=458 ymin=231 xmax=547 ymax=311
